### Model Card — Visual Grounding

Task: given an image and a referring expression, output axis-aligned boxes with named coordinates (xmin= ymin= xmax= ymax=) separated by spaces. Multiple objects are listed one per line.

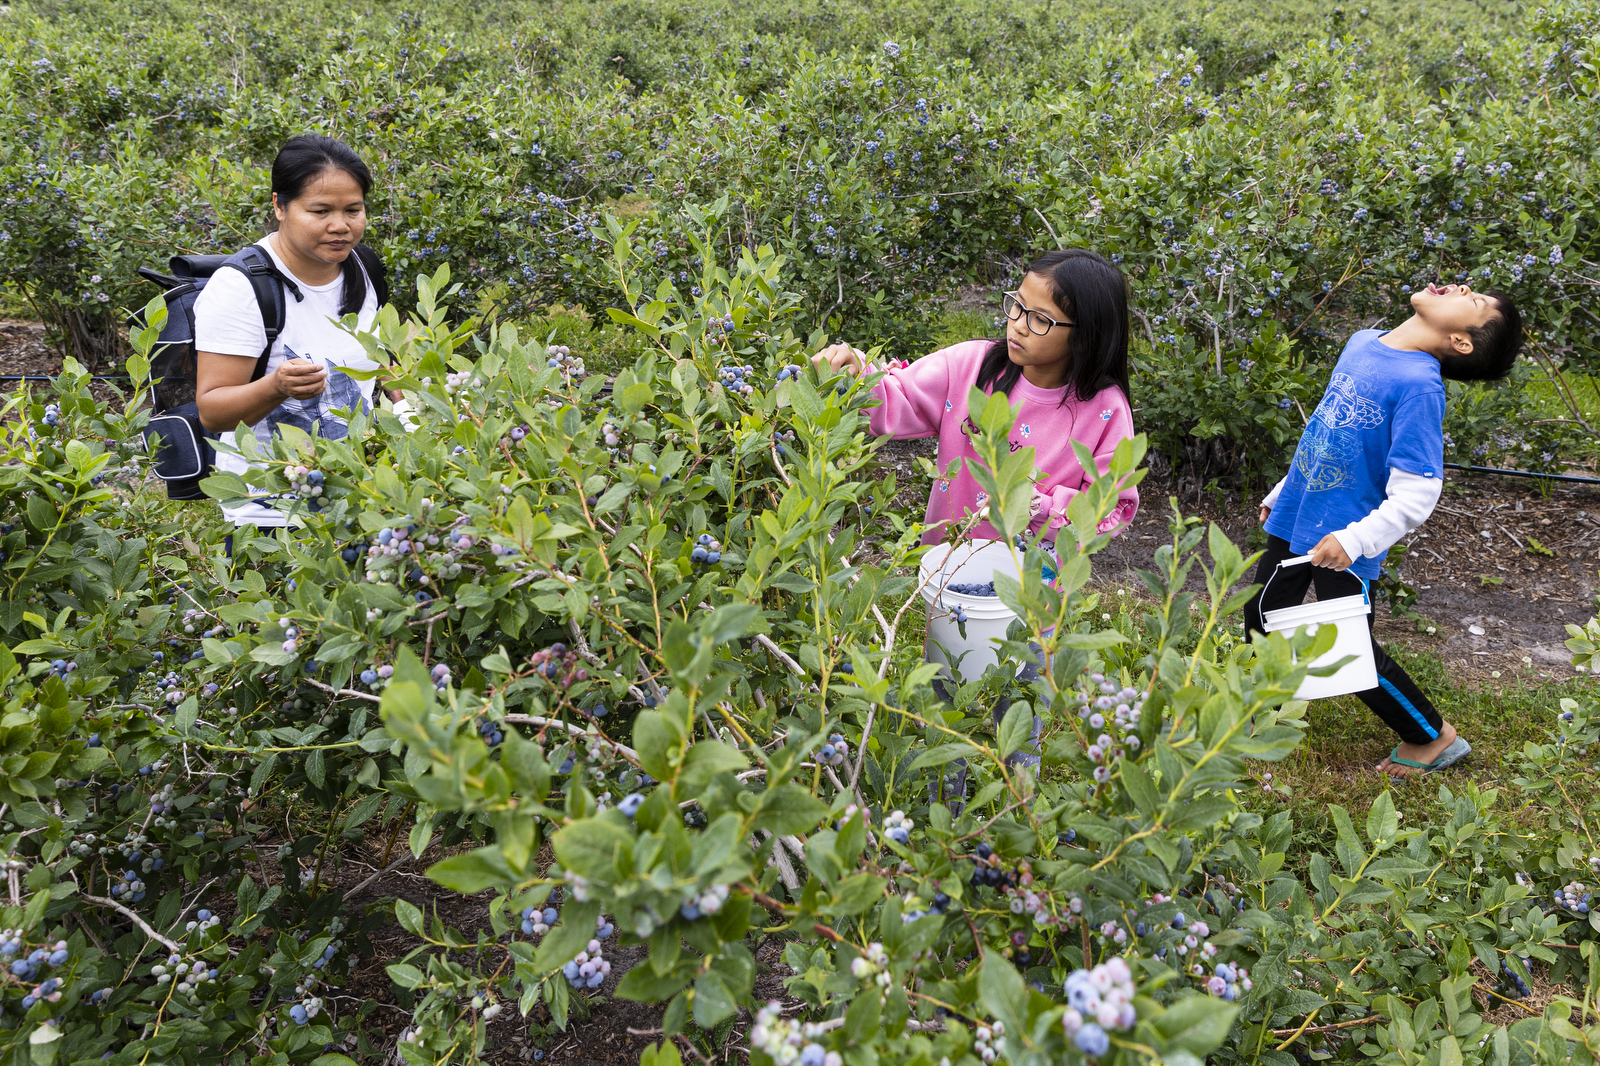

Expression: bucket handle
xmin=1261 ymin=554 xmax=1369 ymax=611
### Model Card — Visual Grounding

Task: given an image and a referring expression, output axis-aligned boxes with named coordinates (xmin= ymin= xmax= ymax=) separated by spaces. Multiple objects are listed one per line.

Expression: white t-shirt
xmin=193 ymin=235 xmax=380 ymax=526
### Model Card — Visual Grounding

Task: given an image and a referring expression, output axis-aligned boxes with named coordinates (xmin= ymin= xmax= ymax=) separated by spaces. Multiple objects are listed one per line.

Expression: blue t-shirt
xmin=1264 ymin=330 xmax=1445 ymax=580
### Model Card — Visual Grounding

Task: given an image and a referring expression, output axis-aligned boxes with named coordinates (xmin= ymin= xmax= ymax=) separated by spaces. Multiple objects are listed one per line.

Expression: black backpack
xmin=131 ymin=244 xmax=387 ymax=500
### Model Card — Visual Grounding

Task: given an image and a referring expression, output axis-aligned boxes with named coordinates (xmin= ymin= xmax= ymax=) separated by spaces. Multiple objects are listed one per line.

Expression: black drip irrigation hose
xmin=0 ymin=374 xmax=130 ymax=382
xmin=1445 ymin=462 xmax=1600 ymax=486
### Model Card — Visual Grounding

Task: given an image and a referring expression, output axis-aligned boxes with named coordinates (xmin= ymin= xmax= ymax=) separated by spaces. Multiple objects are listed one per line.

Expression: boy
xmin=1248 ymin=282 xmax=1523 ymax=777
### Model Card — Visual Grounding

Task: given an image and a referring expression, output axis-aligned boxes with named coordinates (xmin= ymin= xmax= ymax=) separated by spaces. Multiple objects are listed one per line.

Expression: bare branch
xmin=83 ymin=893 xmax=181 ymax=953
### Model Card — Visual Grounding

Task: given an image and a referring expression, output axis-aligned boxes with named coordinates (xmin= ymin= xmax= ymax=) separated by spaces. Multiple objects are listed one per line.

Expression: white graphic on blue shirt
xmin=259 ymin=347 xmax=371 ymax=443
xmin=1294 ymin=373 xmax=1386 ymax=492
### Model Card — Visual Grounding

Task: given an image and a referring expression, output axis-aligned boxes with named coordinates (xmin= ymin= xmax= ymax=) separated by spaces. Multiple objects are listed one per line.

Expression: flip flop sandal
xmin=1386 ymin=736 xmax=1472 ymax=774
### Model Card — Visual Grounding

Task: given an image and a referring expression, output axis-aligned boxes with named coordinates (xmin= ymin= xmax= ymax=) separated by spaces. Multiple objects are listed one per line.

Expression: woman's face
xmin=1005 ymin=271 xmax=1074 ymax=376
xmin=272 ymin=168 xmax=367 ymax=266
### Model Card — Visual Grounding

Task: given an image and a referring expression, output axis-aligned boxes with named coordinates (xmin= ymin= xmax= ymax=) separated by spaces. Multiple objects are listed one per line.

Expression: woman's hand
xmin=272 ymin=357 xmax=328 ymax=400
xmin=811 ymin=343 xmax=867 ymax=375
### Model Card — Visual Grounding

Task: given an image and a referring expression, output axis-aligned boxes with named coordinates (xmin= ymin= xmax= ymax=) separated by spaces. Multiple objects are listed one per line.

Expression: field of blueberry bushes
xmin=4 ymin=1 xmax=1600 ymax=1065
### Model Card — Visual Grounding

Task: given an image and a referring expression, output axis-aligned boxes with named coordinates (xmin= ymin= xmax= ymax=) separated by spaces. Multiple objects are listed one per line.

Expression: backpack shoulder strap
xmin=352 ymin=243 xmax=389 ymax=308
xmin=219 ymin=244 xmax=302 ymax=382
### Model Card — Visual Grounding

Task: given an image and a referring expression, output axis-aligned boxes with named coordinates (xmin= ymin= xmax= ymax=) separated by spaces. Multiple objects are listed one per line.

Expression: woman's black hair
xmin=973 ymin=249 xmax=1131 ymax=404
xmin=269 ymin=134 xmax=375 ymax=317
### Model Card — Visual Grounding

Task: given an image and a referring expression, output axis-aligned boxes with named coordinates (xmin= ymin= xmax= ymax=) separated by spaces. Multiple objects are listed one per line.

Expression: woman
xmin=193 ymin=134 xmax=391 ymax=537
xmin=813 ymin=248 xmax=1139 ymax=544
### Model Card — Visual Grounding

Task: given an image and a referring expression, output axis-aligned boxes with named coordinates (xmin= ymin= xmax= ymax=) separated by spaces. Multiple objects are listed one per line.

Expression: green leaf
xmin=909 ymin=742 xmax=979 ymax=772
xmin=693 ymin=971 xmax=737 ymax=1028
xmin=552 ymin=815 xmax=634 ymax=881
xmin=395 ymin=899 xmax=425 ymax=937
xmin=386 ymin=963 xmax=425 ymax=990
xmin=997 ymin=701 xmax=1033 ymax=758
xmin=750 ymin=784 xmax=829 ymax=837
xmin=534 ymin=900 xmax=602 ymax=972
xmin=978 ymin=956 xmax=1028 ymax=1045
xmin=678 ymin=739 xmax=747 ymax=790
xmin=426 ymin=846 xmax=515 ymax=893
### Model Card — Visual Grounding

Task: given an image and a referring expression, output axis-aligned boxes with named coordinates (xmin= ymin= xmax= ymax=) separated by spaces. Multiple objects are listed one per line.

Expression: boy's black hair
xmin=974 ymin=248 xmax=1131 ymax=403
xmin=1446 ymin=290 xmax=1523 ymax=381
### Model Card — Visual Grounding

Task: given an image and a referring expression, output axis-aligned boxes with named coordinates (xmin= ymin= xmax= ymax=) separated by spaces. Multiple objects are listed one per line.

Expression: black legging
xmin=1244 ymin=535 xmax=1443 ymax=746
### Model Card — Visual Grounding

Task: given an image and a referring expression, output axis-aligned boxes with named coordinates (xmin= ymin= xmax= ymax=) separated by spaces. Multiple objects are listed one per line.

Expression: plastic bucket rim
xmin=1261 ymin=595 xmax=1371 ymax=631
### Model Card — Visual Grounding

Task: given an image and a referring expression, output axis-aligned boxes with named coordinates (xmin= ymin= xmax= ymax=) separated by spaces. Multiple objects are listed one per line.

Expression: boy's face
xmin=1409 ymin=283 xmax=1501 ymax=349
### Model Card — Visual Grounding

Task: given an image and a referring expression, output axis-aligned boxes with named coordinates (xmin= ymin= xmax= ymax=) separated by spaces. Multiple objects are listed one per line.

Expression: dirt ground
xmin=874 ymin=438 xmax=1600 ymax=680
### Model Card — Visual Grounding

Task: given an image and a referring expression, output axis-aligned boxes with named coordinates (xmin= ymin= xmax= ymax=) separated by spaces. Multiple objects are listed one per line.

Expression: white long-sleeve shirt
xmin=1261 ymin=468 xmax=1441 ymax=562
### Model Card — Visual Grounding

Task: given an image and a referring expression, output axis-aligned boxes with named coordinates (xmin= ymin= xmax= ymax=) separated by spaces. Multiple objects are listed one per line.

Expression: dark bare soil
xmin=874 ymin=438 xmax=1600 ymax=680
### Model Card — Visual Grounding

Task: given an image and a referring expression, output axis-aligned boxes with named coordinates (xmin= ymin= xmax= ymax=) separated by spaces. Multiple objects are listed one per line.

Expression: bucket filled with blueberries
xmin=919 ymin=539 xmax=1054 ymax=680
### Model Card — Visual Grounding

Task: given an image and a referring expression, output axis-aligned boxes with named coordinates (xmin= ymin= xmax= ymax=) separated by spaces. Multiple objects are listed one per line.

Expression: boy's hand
xmin=1259 ymin=505 xmax=1271 ymax=524
xmin=1309 ymin=533 xmax=1353 ymax=570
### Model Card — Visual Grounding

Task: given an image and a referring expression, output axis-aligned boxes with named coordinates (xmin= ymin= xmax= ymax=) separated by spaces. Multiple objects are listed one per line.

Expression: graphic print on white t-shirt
xmin=258 ymin=348 xmax=372 ymax=444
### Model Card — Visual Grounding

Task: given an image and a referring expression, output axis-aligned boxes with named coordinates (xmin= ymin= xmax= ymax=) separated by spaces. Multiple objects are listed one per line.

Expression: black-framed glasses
xmin=1001 ymin=291 xmax=1074 ymax=336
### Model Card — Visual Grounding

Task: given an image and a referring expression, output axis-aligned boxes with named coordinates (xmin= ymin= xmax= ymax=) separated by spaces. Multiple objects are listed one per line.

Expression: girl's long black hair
xmin=269 ymin=134 xmax=375 ymax=317
xmin=974 ymin=249 xmax=1131 ymax=404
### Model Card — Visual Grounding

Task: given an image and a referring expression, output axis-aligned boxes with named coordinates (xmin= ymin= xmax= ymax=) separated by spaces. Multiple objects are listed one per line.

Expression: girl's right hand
xmin=811 ymin=343 xmax=868 ymax=375
xmin=273 ymin=357 xmax=328 ymax=400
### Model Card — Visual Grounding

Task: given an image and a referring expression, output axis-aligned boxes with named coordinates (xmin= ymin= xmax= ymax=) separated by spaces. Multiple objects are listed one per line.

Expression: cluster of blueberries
xmin=310 ymin=942 xmax=339 ymax=970
xmin=430 ymin=662 xmax=452 ymax=692
xmin=560 ymin=916 xmax=616 ymax=989
xmin=716 ymin=363 xmax=756 ymax=397
xmin=1554 ymin=881 xmax=1591 ymax=915
xmin=546 ymin=345 xmax=584 ymax=377
xmin=882 ymin=809 xmax=914 ymax=845
xmin=508 ymin=423 xmax=533 ymax=443
xmin=946 ymin=581 xmax=997 ymax=597
xmin=442 ymin=370 xmax=481 ymax=395
xmin=41 ymin=403 xmax=60 ymax=428
xmin=152 ymin=952 xmax=220 ymax=998
xmin=3 ymin=928 xmax=71 ymax=1005
xmin=705 ymin=314 xmax=738 ymax=337
xmin=109 ymin=867 xmax=148 ymax=902
xmin=1498 ymin=956 xmax=1534 ymax=1000
xmin=774 ymin=364 xmax=804 ymax=382
xmin=184 ymin=908 xmax=222 ymax=935
xmin=282 ymin=465 xmax=325 ymax=499
xmin=359 ymin=664 xmax=395 ymax=688
xmin=690 ymin=532 xmax=723 ymax=566
xmin=818 ymin=732 xmax=849 ymax=766
xmin=477 ymin=716 xmax=505 ymax=748
xmin=601 ymin=421 xmax=622 ymax=448
xmin=529 ymin=643 xmax=586 ymax=686
xmin=45 ymin=658 xmax=78 ymax=680
xmin=679 ymin=883 xmax=730 ymax=922
xmin=518 ymin=894 xmax=562 ymax=936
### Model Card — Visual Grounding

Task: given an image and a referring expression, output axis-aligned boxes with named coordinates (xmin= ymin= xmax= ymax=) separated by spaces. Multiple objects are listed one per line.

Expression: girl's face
xmin=272 ymin=168 xmax=367 ymax=267
xmin=1005 ymin=272 xmax=1075 ymax=384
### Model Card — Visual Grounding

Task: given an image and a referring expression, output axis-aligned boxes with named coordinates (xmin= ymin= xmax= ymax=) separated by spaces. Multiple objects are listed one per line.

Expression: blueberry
xmin=198 ymin=909 xmax=211 ymax=921
xmin=706 ymin=551 xmax=721 ymax=564
xmin=290 ymin=1005 xmax=308 ymax=1024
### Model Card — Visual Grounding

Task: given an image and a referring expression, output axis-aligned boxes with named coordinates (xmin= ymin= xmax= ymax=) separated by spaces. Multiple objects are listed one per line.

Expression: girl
xmin=193 ymin=134 xmax=392 ymax=537
xmin=813 ymin=249 xmax=1139 ymax=545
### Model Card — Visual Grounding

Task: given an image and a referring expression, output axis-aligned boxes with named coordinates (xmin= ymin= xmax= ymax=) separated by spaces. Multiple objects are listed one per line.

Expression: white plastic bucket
xmin=1257 ymin=556 xmax=1379 ymax=699
xmin=920 ymin=540 xmax=1027 ymax=680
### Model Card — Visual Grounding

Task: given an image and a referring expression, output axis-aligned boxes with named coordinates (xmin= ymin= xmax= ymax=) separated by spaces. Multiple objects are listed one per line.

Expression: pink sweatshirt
xmin=867 ymin=339 xmax=1139 ymax=544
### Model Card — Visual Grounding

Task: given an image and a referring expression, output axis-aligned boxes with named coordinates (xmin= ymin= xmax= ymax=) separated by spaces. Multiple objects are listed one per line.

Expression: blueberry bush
xmin=0 ymin=226 xmax=1588 ymax=1064
xmin=2 ymin=0 xmax=1599 ymax=478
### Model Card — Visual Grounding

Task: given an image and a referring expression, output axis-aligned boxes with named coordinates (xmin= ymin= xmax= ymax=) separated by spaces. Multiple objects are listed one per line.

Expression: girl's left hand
xmin=811 ymin=343 xmax=868 ymax=375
